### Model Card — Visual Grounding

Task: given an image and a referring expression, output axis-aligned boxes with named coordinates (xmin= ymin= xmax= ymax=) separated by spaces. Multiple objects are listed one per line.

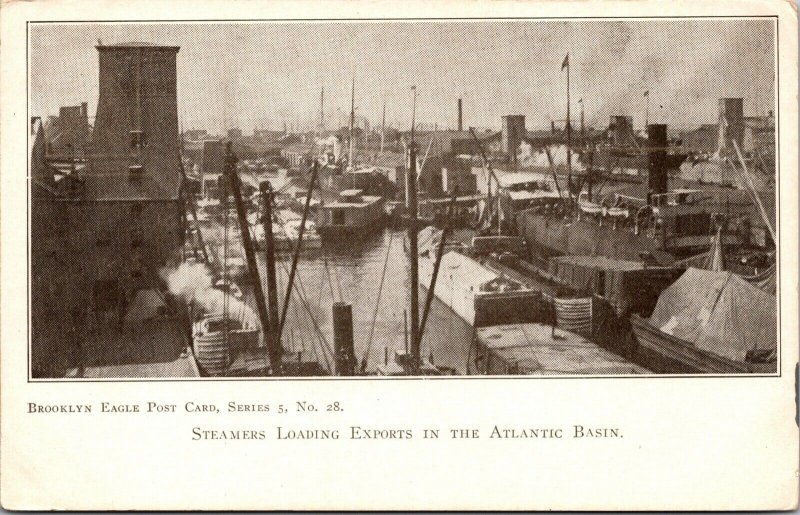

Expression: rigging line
xmin=361 ymin=230 xmax=394 ymax=368
xmin=288 ymin=279 xmax=333 ymax=373
xmin=291 ymin=297 xmax=317 ymax=363
xmin=275 ymin=252 xmax=335 ymax=370
xmin=322 ymin=254 xmax=338 ymax=302
xmin=221 ymin=169 xmax=230 ymax=348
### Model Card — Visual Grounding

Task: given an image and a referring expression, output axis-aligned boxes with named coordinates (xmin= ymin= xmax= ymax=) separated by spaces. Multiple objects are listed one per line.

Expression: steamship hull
xmin=516 ymin=210 xmax=741 ymax=261
xmin=583 ymin=149 xmax=688 ymax=174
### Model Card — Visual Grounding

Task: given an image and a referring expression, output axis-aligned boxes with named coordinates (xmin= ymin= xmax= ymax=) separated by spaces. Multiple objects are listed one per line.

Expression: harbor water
xmin=249 ymin=228 xmax=475 ymax=374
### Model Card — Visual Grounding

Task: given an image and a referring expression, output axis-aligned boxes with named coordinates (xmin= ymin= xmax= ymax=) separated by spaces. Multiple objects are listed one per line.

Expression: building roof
xmin=325 ymin=194 xmax=383 ymax=208
xmin=97 ymin=42 xmax=180 ymax=51
xmin=498 ymin=171 xmax=553 ymax=187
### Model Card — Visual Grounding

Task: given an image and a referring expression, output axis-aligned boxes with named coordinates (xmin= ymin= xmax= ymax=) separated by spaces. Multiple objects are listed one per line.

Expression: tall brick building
xmin=31 ymin=42 xmax=185 ymax=377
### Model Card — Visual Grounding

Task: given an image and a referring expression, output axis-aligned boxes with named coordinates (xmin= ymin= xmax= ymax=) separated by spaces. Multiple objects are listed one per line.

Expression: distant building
xmin=228 ymin=127 xmax=243 ymax=140
xmin=406 ymin=130 xmax=501 ymax=158
xmin=717 ymin=98 xmax=745 ymax=157
xmin=501 ymin=115 xmax=526 ymax=156
xmin=680 ymin=124 xmax=719 ymax=154
xmin=43 ymin=103 xmax=90 ymax=156
xmin=201 ymin=139 xmax=225 ymax=177
xmin=183 ymin=129 xmax=208 ymax=140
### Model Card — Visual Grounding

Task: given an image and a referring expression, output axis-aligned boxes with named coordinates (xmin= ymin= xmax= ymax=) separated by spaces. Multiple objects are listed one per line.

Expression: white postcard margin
xmin=1 ymin=0 xmax=797 ymax=510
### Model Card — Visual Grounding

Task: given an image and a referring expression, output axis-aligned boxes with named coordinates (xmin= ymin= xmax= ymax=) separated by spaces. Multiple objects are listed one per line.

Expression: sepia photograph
xmin=29 ymin=18 xmax=778 ymax=379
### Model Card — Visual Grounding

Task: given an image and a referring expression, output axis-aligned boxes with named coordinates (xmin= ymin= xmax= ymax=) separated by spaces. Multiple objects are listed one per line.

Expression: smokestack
xmin=551 ymin=121 xmax=556 ymax=134
xmin=647 ymin=124 xmax=668 ymax=202
xmin=457 ymin=98 xmax=463 ymax=132
xmin=717 ymin=97 xmax=744 ymax=156
xmin=80 ymin=102 xmax=88 ymax=117
xmin=333 ymin=302 xmax=355 ymax=375
xmin=611 ymin=116 xmax=634 ymax=148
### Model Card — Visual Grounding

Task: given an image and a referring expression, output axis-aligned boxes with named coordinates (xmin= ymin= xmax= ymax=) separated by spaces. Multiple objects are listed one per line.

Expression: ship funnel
xmin=647 ymin=124 xmax=668 ymax=202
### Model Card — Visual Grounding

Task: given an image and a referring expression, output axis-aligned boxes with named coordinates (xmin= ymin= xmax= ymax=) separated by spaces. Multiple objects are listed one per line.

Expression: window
xmin=96 ymin=229 xmax=111 ymax=247
xmin=130 ymin=130 xmax=147 ymax=149
xmin=130 ymin=203 xmax=143 ymax=219
xmin=595 ymin=270 xmax=606 ymax=296
xmin=130 ymin=228 xmax=143 ymax=248
xmin=129 ymin=164 xmax=144 ymax=183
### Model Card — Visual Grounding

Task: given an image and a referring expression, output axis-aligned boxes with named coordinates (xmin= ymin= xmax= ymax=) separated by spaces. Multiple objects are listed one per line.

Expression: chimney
xmin=457 ymin=98 xmax=463 ymax=132
xmin=611 ymin=116 xmax=634 ymax=148
xmin=551 ymin=121 xmax=556 ymax=134
xmin=717 ymin=98 xmax=744 ymax=155
xmin=501 ymin=115 xmax=526 ymax=154
xmin=647 ymin=124 xmax=668 ymax=201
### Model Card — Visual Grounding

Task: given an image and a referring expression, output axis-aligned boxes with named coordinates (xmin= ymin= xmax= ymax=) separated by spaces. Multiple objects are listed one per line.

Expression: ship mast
xmin=564 ymin=53 xmax=572 ymax=199
xmin=223 ymin=143 xmax=282 ymax=375
xmin=348 ymin=77 xmax=355 ymax=170
xmin=380 ymin=100 xmax=386 ymax=154
xmin=320 ymin=87 xmax=325 ymax=133
xmin=406 ymin=85 xmax=420 ymax=374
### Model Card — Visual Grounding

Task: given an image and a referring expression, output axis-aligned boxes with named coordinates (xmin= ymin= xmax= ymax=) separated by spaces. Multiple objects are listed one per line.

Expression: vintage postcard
xmin=1 ymin=0 xmax=797 ymax=510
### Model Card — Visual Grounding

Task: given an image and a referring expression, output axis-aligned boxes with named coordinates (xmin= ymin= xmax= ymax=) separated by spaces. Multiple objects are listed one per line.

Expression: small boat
xmin=252 ymin=223 xmax=293 ymax=252
xmin=578 ymin=192 xmax=603 ymax=215
xmin=282 ymin=219 xmax=322 ymax=250
xmin=375 ymin=350 xmax=455 ymax=376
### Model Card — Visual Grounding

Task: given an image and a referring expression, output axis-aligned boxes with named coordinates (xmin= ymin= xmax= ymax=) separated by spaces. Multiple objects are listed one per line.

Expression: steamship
xmin=516 ymin=124 xmax=757 ymax=263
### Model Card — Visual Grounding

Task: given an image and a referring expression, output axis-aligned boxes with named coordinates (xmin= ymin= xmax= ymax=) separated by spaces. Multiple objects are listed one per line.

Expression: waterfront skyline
xmin=31 ymin=19 xmax=775 ymax=134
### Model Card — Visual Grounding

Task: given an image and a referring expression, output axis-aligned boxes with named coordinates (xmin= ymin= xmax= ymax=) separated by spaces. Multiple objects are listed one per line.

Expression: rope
xmin=361 ymin=230 xmax=394 ymax=369
xmin=274 ymin=252 xmax=335 ymax=372
xmin=323 ymin=254 xmax=340 ymax=302
xmin=221 ymin=172 xmax=229 ymax=347
xmin=265 ymin=210 xmax=336 ymax=371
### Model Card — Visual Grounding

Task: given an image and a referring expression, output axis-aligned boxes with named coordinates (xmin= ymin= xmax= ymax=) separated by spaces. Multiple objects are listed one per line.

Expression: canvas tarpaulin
xmin=647 ymin=267 xmax=776 ymax=362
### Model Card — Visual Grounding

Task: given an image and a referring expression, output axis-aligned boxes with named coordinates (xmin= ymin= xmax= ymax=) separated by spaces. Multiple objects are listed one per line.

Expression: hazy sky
xmin=30 ymin=19 xmax=776 ymax=133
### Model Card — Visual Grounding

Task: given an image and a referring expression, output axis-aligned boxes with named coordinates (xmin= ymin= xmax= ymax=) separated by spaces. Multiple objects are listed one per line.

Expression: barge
xmin=472 ymin=323 xmax=650 ymax=375
xmin=630 ymin=267 xmax=776 ymax=374
xmin=416 ymin=227 xmax=547 ymax=327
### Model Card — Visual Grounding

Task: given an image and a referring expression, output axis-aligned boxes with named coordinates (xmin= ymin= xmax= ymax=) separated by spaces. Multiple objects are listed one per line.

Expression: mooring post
xmin=333 ymin=302 xmax=355 ymax=376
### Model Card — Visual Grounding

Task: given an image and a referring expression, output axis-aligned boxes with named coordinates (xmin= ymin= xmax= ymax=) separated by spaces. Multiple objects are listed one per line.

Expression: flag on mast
xmin=561 ymin=53 xmax=569 ymax=70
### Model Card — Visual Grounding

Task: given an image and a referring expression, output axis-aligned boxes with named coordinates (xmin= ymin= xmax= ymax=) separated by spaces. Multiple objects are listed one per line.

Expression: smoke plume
xmin=161 ymin=261 xmax=258 ymax=328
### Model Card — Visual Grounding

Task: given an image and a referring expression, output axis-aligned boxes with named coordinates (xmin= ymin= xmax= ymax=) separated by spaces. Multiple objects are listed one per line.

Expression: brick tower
xmin=92 ymin=42 xmax=181 ymax=194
